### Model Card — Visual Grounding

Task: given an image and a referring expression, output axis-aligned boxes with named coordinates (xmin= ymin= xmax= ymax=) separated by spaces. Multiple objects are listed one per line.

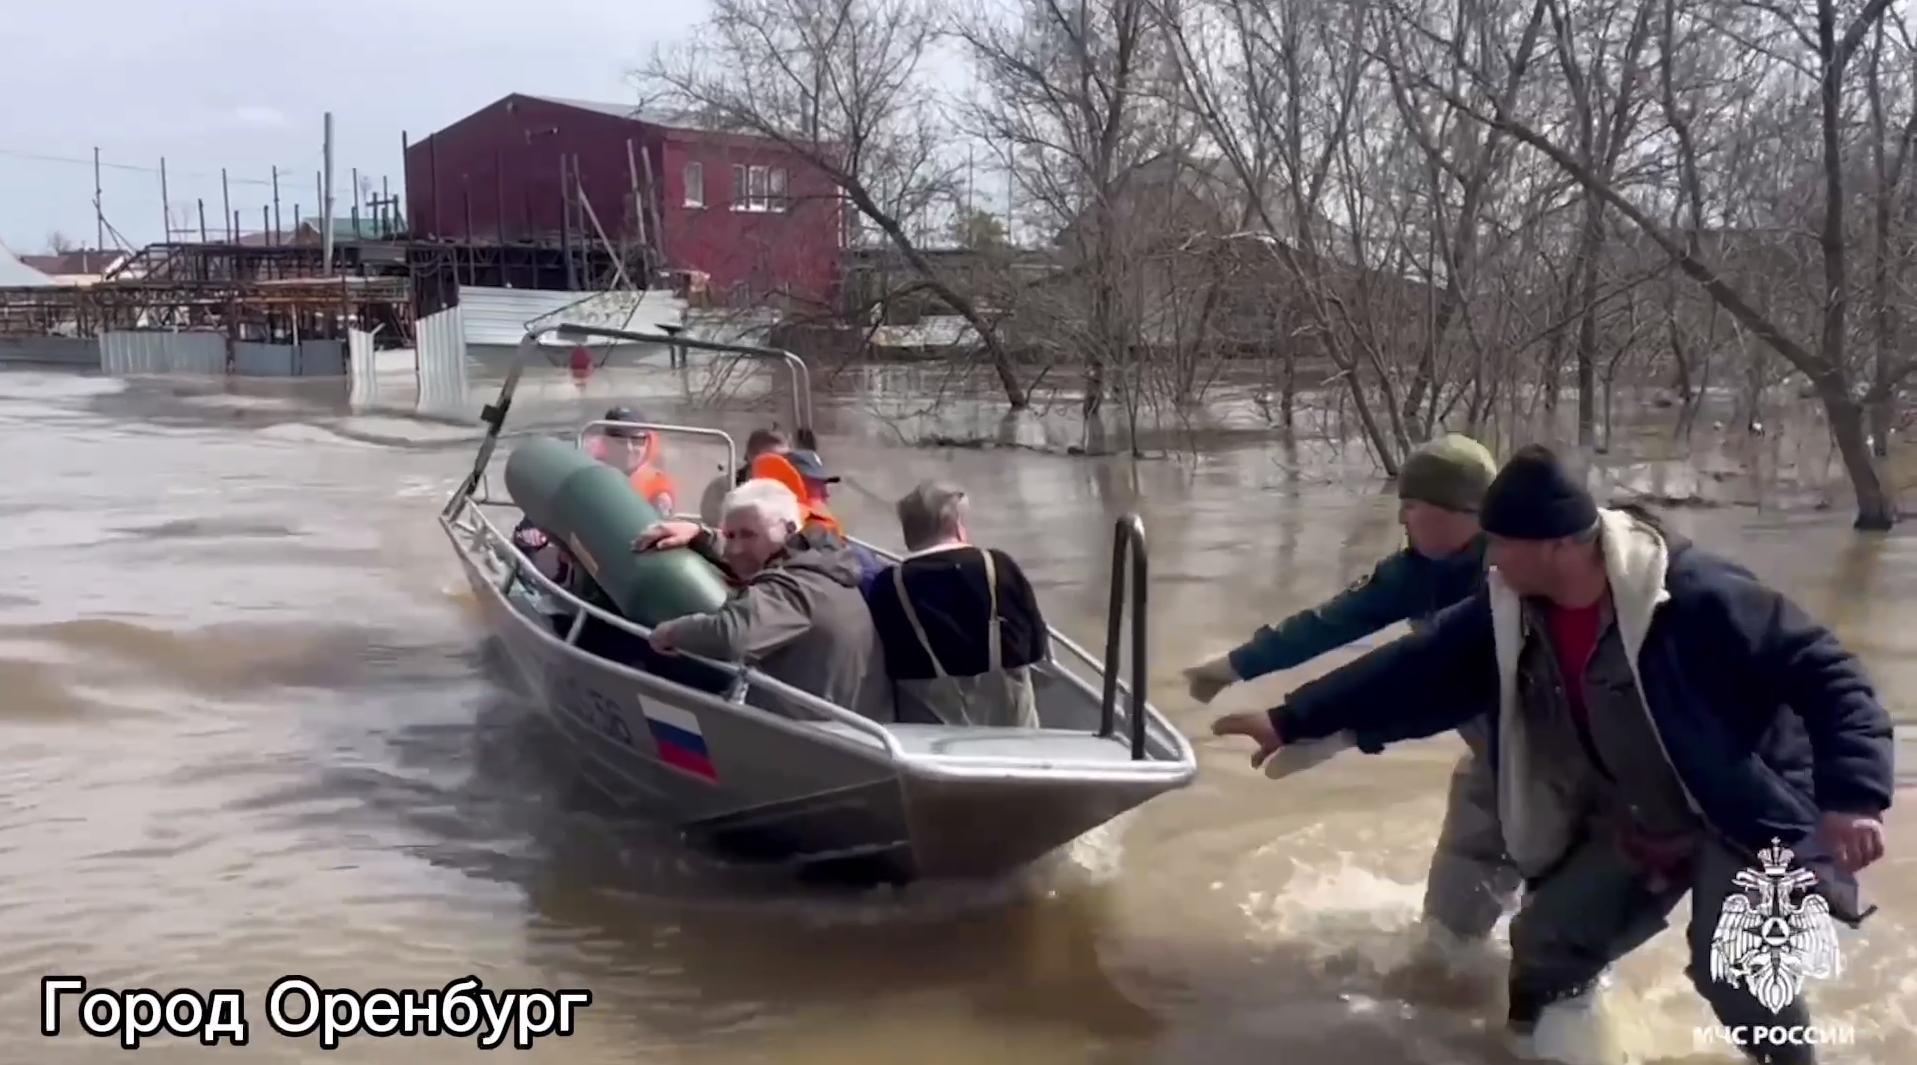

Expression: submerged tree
xmin=1374 ymin=0 xmax=1909 ymax=528
xmin=955 ymin=0 xmax=1166 ymax=452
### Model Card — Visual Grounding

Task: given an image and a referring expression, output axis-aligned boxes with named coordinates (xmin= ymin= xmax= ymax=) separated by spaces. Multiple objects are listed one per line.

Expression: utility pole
xmin=159 ymin=156 xmax=171 ymax=244
xmin=272 ymin=165 xmax=282 ymax=245
xmin=198 ymin=199 xmax=207 ymax=243
xmin=93 ymin=147 xmax=103 ymax=252
xmin=221 ymin=168 xmax=232 ymax=241
xmin=321 ymin=110 xmax=335 ymax=273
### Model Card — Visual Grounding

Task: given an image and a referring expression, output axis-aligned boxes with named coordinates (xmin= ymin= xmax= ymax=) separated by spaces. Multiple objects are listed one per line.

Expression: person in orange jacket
xmin=751 ymin=449 xmax=843 ymax=535
xmin=586 ymin=405 xmax=677 ymax=515
xmin=747 ymin=448 xmax=885 ymax=590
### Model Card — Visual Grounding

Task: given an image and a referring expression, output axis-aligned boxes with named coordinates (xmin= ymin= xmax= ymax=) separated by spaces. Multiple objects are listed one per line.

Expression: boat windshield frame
xmin=444 ymin=324 xmax=816 ymax=520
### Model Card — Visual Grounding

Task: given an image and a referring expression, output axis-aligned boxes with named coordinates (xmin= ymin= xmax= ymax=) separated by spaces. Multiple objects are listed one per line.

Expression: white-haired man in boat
xmin=634 ymin=478 xmax=892 ymax=722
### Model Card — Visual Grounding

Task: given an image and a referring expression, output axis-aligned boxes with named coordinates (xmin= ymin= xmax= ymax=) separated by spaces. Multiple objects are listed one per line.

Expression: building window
xmin=683 ymin=162 xmax=704 ymax=208
xmin=729 ymin=164 xmax=789 ymax=212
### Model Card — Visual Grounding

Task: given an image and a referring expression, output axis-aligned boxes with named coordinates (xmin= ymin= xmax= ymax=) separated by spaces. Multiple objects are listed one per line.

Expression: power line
xmin=0 ymin=145 xmax=332 ymax=189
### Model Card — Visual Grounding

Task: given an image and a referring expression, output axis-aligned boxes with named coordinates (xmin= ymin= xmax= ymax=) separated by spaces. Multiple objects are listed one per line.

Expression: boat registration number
xmin=556 ymin=676 xmax=636 ymax=748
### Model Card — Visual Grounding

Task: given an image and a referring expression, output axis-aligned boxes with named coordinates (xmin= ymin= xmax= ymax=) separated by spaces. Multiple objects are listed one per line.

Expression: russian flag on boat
xmin=643 ymin=703 xmax=716 ymax=781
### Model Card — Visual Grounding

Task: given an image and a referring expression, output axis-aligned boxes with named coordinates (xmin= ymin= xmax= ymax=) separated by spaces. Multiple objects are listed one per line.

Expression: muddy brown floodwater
xmin=1 ymin=360 xmax=1913 ymax=1065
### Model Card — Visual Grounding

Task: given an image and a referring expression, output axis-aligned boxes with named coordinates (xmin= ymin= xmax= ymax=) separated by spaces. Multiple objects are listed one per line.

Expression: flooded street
xmin=2 ymin=360 xmax=1914 ymax=1064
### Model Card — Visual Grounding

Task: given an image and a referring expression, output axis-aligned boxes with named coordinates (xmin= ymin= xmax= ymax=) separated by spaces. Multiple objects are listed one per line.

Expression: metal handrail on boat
xmin=444 ymin=324 xmax=818 ymax=519
xmin=446 ymin=494 xmax=906 ymax=759
xmin=445 ymin=330 xmax=559 ymax=517
xmin=552 ymin=322 xmax=817 ymax=447
xmin=576 ymin=419 xmax=738 ymax=482
xmin=1099 ymin=516 xmax=1149 ymax=761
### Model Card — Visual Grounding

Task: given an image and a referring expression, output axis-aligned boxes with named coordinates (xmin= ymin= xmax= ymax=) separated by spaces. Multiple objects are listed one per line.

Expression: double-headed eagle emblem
xmin=1709 ymin=838 xmax=1842 ymax=1013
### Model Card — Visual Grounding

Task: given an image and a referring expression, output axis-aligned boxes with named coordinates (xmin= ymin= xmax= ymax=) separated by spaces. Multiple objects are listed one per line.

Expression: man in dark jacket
xmin=1186 ymin=433 xmax=1519 ymax=945
xmin=866 ymin=480 xmax=1049 ymax=727
xmin=1213 ymin=446 xmax=1893 ymax=1064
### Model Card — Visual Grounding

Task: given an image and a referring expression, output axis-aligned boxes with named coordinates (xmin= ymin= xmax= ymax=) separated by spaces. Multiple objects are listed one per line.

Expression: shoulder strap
xmin=891 ymin=562 xmax=949 ymax=678
xmin=981 ymin=548 xmax=1002 ymax=673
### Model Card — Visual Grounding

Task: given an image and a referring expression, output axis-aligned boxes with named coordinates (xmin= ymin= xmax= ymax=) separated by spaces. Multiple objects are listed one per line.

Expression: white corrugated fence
xmin=415 ymin=305 xmax=471 ymax=420
xmin=99 ymin=331 xmax=227 ymax=375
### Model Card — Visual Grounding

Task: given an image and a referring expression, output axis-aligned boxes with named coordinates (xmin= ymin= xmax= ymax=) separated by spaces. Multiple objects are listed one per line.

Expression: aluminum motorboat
xmin=438 ymin=322 xmax=1196 ymax=882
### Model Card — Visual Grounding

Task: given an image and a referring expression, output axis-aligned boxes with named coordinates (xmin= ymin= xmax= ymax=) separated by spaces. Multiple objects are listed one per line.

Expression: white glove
xmin=1260 ymin=731 xmax=1354 ymax=780
xmin=1183 ymin=653 xmax=1240 ymax=703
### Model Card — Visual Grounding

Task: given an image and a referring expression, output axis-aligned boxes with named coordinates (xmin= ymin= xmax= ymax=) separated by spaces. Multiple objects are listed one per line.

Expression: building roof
xmin=523 ymin=94 xmax=644 ymax=120
xmin=0 ymin=241 xmax=56 ymax=286
xmin=293 ymin=217 xmax=406 ymax=242
xmin=19 ymin=249 xmax=127 ymax=276
xmin=518 ymin=93 xmax=742 ymax=138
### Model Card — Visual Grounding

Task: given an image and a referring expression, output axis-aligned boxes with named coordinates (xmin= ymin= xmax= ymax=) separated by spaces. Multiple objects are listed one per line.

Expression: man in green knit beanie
xmin=1184 ymin=433 xmax=1520 ymax=947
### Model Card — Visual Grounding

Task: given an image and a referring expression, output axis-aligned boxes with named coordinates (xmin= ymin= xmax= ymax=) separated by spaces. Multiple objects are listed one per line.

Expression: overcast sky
xmin=0 ymin=0 xmax=703 ymax=254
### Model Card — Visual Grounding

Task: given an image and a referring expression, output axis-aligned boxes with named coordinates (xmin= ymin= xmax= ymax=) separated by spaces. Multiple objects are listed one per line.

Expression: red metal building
xmin=403 ymin=94 xmax=843 ymax=308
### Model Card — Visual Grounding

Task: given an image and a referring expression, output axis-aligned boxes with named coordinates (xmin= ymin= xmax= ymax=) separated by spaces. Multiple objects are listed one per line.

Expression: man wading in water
xmin=1213 ymin=446 xmax=1893 ymax=1064
xmin=1185 ymin=434 xmax=1523 ymax=950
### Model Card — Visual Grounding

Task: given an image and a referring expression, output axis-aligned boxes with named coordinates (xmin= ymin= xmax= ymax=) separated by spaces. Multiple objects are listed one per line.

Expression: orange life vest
xmin=747 ymin=453 xmax=843 ymax=536
xmin=630 ymin=464 xmax=677 ymax=516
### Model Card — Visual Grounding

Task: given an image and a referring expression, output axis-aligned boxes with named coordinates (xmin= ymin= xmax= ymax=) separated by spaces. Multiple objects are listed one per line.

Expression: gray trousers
xmin=1508 ymin=833 xmax=1819 ymax=1065
xmin=1422 ymin=718 xmax=1524 ymax=938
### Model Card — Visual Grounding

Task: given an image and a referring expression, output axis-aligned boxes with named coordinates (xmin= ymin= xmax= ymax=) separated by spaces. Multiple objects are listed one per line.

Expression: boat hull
xmin=451 ymin=524 xmax=1190 ymax=882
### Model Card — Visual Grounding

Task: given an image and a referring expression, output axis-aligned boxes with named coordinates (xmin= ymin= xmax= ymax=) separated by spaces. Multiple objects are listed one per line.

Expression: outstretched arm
xmin=1273 ymin=590 xmax=1500 ymax=748
xmin=1213 ymin=591 xmax=1499 ymax=767
xmin=1226 ymin=550 xmax=1428 ymax=681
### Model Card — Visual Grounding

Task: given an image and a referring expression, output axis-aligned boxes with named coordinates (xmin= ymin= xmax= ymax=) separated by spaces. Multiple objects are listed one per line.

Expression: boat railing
xmin=446 ymin=494 xmax=905 ymax=759
xmin=576 ymin=419 xmax=738 ymax=480
xmin=1098 ymin=516 xmax=1150 ymax=761
xmin=446 ymin=324 xmax=818 ymax=519
xmin=552 ymin=322 xmax=817 ymax=445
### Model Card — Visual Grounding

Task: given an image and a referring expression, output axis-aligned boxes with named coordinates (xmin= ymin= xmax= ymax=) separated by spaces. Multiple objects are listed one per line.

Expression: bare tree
xmin=640 ymin=0 xmax=1030 ymax=407
xmin=1157 ymin=0 xmax=1421 ymax=472
xmin=45 ymin=231 xmax=77 ymax=255
xmin=1861 ymin=11 xmax=1917 ymax=456
xmin=955 ymin=0 xmax=1164 ymax=452
xmin=1382 ymin=0 xmax=1553 ymax=440
xmin=1377 ymin=0 xmax=1908 ymax=528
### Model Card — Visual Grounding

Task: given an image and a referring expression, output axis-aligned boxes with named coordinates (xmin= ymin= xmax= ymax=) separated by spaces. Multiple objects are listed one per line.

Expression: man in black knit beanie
xmin=1213 ymin=444 xmax=1892 ymax=1064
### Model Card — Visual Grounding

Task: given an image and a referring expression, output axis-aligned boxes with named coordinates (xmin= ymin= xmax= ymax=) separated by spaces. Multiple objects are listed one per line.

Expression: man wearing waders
xmin=1184 ymin=433 xmax=1521 ymax=946
xmin=865 ymin=481 xmax=1048 ymax=727
xmin=1213 ymin=446 xmax=1892 ymax=1064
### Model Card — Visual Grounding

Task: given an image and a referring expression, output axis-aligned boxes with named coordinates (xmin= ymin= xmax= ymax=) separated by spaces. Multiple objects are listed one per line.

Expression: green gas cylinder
xmin=504 ymin=435 xmax=730 ymax=626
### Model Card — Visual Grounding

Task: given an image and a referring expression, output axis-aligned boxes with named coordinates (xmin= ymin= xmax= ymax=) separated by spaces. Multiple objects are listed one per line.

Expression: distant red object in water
xmin=568 ymin=345 xmax=593 ymax=381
